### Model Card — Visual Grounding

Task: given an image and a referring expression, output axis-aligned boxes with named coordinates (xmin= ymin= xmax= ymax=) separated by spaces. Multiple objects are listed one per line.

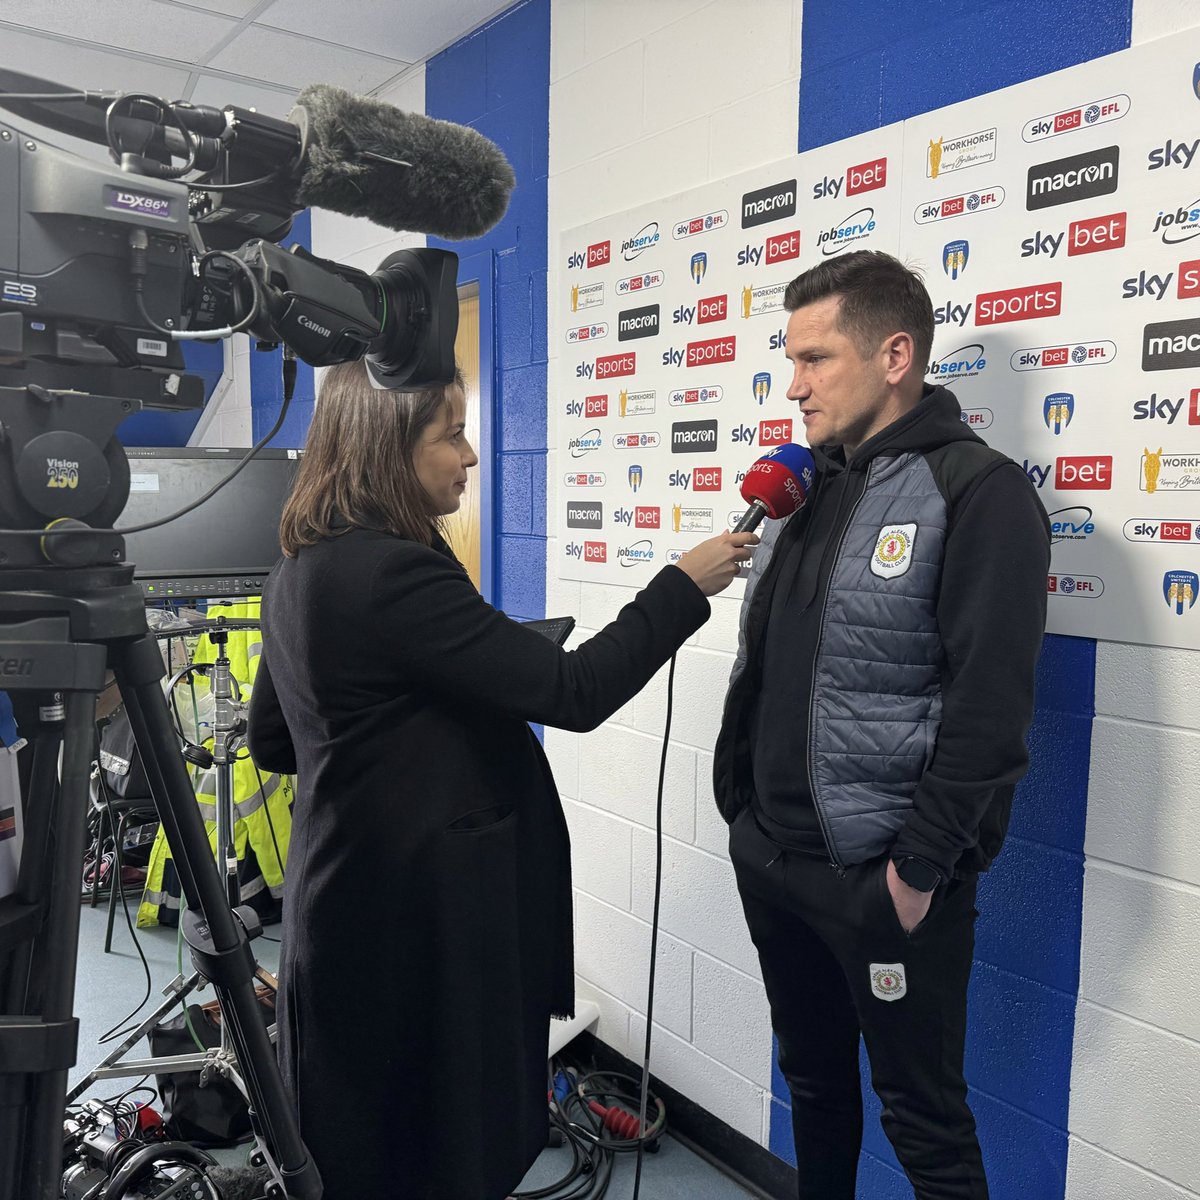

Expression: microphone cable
xmin=631 ymin=650 xmax=676 ymax=1200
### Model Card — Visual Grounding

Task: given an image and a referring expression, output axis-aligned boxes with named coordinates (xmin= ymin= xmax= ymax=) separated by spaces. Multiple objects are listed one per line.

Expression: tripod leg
xmin=11 ymin=693 xmax=94 ymax=1200
xmin=110 ymin=634 xmax=321 ymax=1200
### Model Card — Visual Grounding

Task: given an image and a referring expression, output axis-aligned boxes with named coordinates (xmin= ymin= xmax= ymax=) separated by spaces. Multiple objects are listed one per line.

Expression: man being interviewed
xmin=714 ymin=251 xmax=1050 ymax=1200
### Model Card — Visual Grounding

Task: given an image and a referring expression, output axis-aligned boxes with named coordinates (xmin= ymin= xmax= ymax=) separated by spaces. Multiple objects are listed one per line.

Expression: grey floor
xmin=68 ymin=893 xmax=762 ymax=1199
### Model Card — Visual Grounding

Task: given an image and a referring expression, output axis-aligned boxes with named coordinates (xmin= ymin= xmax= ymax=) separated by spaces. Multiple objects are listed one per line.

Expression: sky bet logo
xmin=673 ymin=209 xmax=729 ymax=240
xmin=567 ymin=240 xmax=611 ymax=270
xmin=731 ymin=418 xmax=793 ymax=446
xmin=668 ymin=467 xmax=723 ymax=491
xmin=1148 ymin=138 xmax=1200 ymax=171
xmin=1022 ymin=94 xmax=1129 ymax=142
xmin=565 ymin=541 xmax=607 ymax=562
xmin=563 ymin=395 xmax=609 ymax=419
xmin=672 ymin=420 xmax=718 ymax=453
xmin=616 ymin=269 xmax=664 ymax=296
xmin=618 ymin=304 xmax=660 ymax=341
xmin=1133 ymin=389 xmax=1200 ymax=425
xmin=1123 ymin=518 xmax=1199 ymax=543
xmin=975 ymin=282 xmax=1062 ymax=326
xmin=1027 ymin=146 xmax=1119 ymax=210
xmin=737 ymin=230 xmax=801 ymax=267
xmin=812 ymin=156 xmax=888 ymax=200
xmin=672 ymin=295 xmax=729 ymax=325
xmin=613 ymin=506 xmax=661 ymax=529
xmin=741 ymin=180 xmax=797 ymax=228
xmin=1021 ymin=212 xmax=1127 ymax=258
xmin=1056 ymin=455 xmax=1113 ymax=489
xmin=566 ymin=502 xmax=603 ymax=530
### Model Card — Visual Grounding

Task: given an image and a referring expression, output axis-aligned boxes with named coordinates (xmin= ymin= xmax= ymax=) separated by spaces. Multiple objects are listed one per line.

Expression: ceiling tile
xmin=208 ymin=23 xmax=409 ymax=92
xmin=171 ymin=0 xmax=263 ymax=16
xmin=0 ymin=25 xmax=191 ymax=97
xmin=255 ymin=0 xmax=509 ymax=62
xmin=0 ymin=0 xmax=238 ymax=65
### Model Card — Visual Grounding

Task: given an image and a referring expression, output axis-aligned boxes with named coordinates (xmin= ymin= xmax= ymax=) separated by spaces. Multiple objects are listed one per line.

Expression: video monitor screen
xmin=117 ymin=447 xmax=301 ymax=600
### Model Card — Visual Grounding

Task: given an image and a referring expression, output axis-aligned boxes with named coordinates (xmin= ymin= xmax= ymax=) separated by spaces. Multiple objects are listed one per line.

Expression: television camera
xmin=0 ymin=68 xmax=513 ymax=1200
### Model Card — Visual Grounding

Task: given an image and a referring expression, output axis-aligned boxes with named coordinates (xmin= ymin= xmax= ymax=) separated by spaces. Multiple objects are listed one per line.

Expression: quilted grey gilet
xmin=732 ymin=452 xmax=948 ymax=866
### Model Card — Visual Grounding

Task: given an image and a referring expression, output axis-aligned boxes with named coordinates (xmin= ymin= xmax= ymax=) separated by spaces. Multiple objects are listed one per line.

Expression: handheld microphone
xmin=732 ymin=443 xmax=816 ymax=532
xmin=290 ymin=84 xmax=516 ymax=240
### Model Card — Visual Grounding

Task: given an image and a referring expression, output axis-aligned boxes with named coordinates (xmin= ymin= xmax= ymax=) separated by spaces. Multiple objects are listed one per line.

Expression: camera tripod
xmin=0 ymin=567 xmax=320 ymax=1200
xmin=67 ymin=615 xmax=278 ymax=1108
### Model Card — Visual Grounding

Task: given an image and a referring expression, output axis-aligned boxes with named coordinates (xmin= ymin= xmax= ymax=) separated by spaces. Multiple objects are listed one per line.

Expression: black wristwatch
xmin=892 ymin=856 xmax=941 ymax=892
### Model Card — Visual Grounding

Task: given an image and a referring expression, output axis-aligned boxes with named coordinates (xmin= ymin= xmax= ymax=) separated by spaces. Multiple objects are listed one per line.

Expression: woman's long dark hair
xmin=279 ymin=359 xmax=464 ymax=555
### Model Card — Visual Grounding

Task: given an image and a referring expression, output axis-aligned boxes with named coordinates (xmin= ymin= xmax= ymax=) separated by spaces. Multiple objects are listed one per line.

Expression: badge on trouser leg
xmin=870 ymin=962 xmax=907 ymax=1001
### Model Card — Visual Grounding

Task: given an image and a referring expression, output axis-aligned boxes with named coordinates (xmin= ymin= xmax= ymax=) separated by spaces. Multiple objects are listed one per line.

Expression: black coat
xmin=248 ymin=528 xmax=709 ymax=1200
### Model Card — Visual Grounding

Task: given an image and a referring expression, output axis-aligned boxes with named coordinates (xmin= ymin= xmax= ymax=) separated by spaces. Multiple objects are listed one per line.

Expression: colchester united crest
xmin=752 ymin=371 xmax=771 ymax=406
xmin=942 ymin=239 xmax=969 ymax=279
xmin=691 ymin=252 xmax=707 ymax=285
xmin=1193 ymin=61 xmax=1200 ymax=102
xmin=1043 ymin=392 xmax=1074 ymax=435
xmin=1164 ymin=570 xmax=1198 ymax=616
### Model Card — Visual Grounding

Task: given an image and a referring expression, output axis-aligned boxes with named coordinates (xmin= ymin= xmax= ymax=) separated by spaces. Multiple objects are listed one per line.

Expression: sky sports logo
xmin=595 ymin=352 xmax=636 ymax=380
xmin=671 ymin=420 xmax=718 ymax=453
xmin=1010 ymin=341 xmax=1116 ymax=370
xmin=1142 ymin=318 xmax=1200 ymax=371
xmin=975 ymin=282 xmax=1062 ymax=326
xmin=741 ymin=180 xmax=797 ymax=228
xmin=686 ymin=336 xmax=736 ymax=367
xmin=618 ymin=304 xmax=660 ymax=341
xmin=1026 ymin=146 xmax=1119 ymax=210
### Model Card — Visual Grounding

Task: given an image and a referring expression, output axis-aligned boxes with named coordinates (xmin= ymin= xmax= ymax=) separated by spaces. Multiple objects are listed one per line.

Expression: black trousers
xmin=729 ymin=807 xmax=988 ymax=1200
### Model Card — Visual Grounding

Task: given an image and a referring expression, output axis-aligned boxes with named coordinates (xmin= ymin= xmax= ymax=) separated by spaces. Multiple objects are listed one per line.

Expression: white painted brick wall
xmin=1070 ymin=7 xmax=1200 ymax=1180
xmin=549 ymin=0 xmax=801 ymax=1147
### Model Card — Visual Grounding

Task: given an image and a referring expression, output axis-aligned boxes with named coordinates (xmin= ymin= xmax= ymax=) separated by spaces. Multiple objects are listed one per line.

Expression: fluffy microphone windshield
xmin=292 ymin=84 xmax=516 ymax=239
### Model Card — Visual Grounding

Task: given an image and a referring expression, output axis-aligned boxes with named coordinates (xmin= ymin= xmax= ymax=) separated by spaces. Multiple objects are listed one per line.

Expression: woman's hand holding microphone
xmin=675 ymin=532 xmax=760 ymax=597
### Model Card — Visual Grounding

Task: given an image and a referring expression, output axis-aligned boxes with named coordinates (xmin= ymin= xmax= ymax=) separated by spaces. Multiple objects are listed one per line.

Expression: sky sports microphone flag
xmin=732 ymin=443 xmax=816 ymax=533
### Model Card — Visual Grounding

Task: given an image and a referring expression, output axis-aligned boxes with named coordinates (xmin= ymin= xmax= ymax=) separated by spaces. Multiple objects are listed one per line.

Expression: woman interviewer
xmin=247 ymin=360 xmax=757 ymax=1200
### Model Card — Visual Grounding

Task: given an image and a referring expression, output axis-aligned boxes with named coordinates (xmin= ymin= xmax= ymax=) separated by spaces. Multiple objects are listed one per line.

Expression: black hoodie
xmin=716 ymin=384 xmax=1051 ymax=880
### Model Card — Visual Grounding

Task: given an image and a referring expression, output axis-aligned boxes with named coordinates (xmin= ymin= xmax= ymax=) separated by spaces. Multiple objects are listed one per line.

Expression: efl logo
xmin=596 ymin=352 xmax=636 ymax=380
xmin=961 ymin=407 xmax=994 ymax=428
xmin=1069 ymin=212 xmax=1126 ymax=255
xmin=563 ymin=472 xmax=606 ymax=487
xmin=635 ymin=506 xmax=660 ymax=529
xmin=1022 ymin=95 xmax=1129 ymax=141
xmin=1027 ymin=146 xmax=1120 ymax=210
xmin=673 ymin=209 xmax=730 ymax=240
xmin=693 ymin=466 xmax=723 ymax=491
xmin=975 ymin=282 xmax=1062 ymax=326
xmin=697 ymin=294 xmax=729 ymax=324
xmin=847 ymin=156 xmax=887 ymax=195
xmin=668 ymin=385 xmax=723 ymax=406
xmin=565 ymin=321 xmax=609 ymax=344
xmin=585 ymin=395 xmax=608 ymax=418
xmin=616 ymin=270 xmax=665 ymax=296
xmin=686 ymin=336 xmax=736 ymax=367
xmin=611 ymin=431 xmax=661 ymax=449
xmin=915 ymin=188 xmax=1005 ymax=223
xmin=1047 ymin=573 xmax=1105 ymax=597
xmin=1010 ymin=340 xmax=1116 ymax=371
xmin=1056 ymin=455 xmax=1113 ymax=489
xmin=765 ymin=229 xmax=801 ymax=264
xmin=1178 ymin=259 xmax=1200 ymax=298
xmin=741 ymin=179 xmax=797 ymax=228
xmin=758 ymin=418 xmax=792 ymax=446
xmin=584 ymin=541 xmax=607 ymax=563
xmin=1142 ymin=318 xmax=1200 ymax=371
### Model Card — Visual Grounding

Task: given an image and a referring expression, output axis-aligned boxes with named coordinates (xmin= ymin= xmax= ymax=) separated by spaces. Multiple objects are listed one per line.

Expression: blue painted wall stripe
xmin=792 ymin=3 xmax=1128 ymax=1196
xmin=428 ymin=0 xmax=551 ymax=623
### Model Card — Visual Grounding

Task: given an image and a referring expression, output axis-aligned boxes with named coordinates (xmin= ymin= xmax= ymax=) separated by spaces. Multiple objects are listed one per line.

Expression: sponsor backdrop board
xmin=557 ymin=33 xmax=1200 ymax=651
